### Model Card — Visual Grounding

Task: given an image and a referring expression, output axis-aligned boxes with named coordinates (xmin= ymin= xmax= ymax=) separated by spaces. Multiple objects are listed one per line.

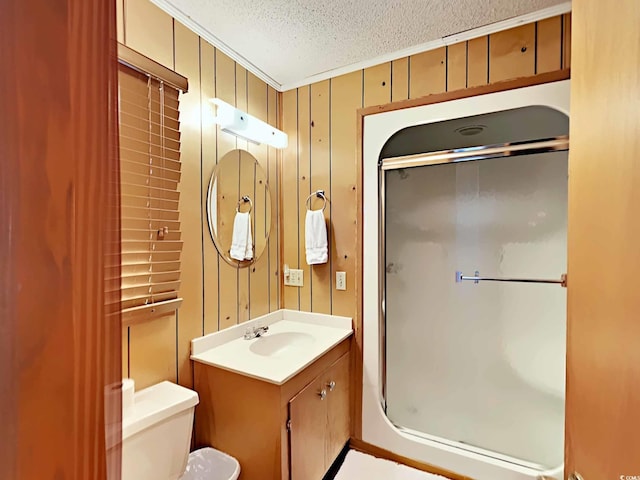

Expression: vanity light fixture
xmin=210 ymin=98 xmax=288 ymax=149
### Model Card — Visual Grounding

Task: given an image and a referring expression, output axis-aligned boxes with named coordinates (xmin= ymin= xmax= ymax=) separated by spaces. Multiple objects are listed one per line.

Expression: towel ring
xmin=236 ymin=195 xmax=252 ymax=213
xmin=305 ymin=190 xmax=327 ymax=212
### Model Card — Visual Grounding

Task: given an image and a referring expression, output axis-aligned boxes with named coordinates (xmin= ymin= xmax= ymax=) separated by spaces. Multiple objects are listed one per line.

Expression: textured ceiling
xmin=162 ymin=0 xmax=568 ymax=88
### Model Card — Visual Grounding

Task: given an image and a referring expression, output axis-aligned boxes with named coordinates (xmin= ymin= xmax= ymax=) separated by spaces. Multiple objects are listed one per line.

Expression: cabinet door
xmin=325 ymin=353 xmax=351 ymax=467
xmin=289 ymin=376 xmax=328 ymax=480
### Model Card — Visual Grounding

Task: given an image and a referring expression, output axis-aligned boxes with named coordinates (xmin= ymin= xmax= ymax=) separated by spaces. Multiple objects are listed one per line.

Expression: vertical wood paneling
xmin=563 ymin=13 xmax=572 ymax=69
xmin=391 ymin=57 xmax=409 ymax=102
xmin=248 ymin=72 xmax=271 ymax=319
xmin=202 ymin=42 xmax=219 ymax=335
xmin=467 ymin=36 xmax=489 ymax=87
xmin=268 ymin=86 xmax=279 ymax=311
xmin=447 ymin=42 xmax=467 ymax=91
xmin=310 ymin=80 xmax=332 ymax=313
xmin=536 ymin=16 xmax=562 ymax=74
xmin=120 ymin=0 xmax=279 ymax=388
xmin=124 ymin=0 xmax=174 ymax=69
xmin=122 ymin=328 xmax=129 ymax=378
xmin=215 ymin=51 xmax=240 ymax=330
xmin=129 ymin=315 xmax=177 ymax=389
xmin=280 ymin=14 xmax=570 ymax=445
xmin=329 ymin=71 xmax=362 ymax=319
xmin=489 ymin=24 xmax=535 ymax=83
xmin=409 ymin=48 xmax=447 ymax=99
xmin=174 ymin=21 xmax=203 ymax=388
xmin=282 ymin=89 xmax=300 ymax=309
xmin=235 ymin=65 xmax=250 ymax=324
xmin=235 ymin=65 xmax=249 ymax=153
xmin=297 ymin=85 xmax=312 ymax=311
xmin=363 ymin=62 xmax=391 ymax=107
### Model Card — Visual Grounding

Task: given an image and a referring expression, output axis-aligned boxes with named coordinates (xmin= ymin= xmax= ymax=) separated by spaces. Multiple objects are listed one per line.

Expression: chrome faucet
xmin=244 ymin=324 xmax=269 ymax=340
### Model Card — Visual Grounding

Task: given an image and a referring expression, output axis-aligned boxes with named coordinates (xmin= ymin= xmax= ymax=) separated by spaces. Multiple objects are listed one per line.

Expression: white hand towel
xmin=305 ymin=209 xmax=328 ymax=265
xmin=230 ymin=211 xmax=253 ymax=261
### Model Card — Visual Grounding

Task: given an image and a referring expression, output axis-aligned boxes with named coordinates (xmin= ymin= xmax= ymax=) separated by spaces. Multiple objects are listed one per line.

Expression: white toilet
xmin=122 ymin=380 xmax=199 ymax=480
xmin=121 ymin=380 xmax=240 ymax=480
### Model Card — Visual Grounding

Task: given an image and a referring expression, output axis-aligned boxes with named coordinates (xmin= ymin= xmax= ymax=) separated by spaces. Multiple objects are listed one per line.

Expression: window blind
xmin=118 ymin=63 xmax=182 ymax=320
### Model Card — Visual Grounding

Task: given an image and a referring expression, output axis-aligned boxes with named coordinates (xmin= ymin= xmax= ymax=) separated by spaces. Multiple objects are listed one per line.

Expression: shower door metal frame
xmin=377 ymin=135 xmax=569 ymax=468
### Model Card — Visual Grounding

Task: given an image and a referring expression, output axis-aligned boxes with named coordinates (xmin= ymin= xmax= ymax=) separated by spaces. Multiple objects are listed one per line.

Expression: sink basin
xmin=249 ymin=332 xmax=315 ymax=358
xmin=190 ymin=309 xmax=353 ymax=384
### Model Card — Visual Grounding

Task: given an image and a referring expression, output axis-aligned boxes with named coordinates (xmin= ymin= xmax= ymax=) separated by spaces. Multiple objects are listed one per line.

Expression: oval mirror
xmin=207 ymin=149 xmax=271 ymax=266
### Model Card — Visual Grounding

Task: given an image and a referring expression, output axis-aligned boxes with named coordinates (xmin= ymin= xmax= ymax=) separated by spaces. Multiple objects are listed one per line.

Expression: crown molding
xmin=150 ymin=0 xmax=571 ymax=93
xmin=149 ymin=0 xmax=283 ymax=90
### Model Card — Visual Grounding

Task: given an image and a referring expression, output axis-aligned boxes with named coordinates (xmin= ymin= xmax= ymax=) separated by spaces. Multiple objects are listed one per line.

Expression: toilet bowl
xmin=122 ymin=381 xmax=199 ymax=480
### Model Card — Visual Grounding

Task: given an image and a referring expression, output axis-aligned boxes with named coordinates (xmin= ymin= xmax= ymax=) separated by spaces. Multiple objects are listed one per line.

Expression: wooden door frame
xmin=1 ymin=1 xmax=121 ymax=478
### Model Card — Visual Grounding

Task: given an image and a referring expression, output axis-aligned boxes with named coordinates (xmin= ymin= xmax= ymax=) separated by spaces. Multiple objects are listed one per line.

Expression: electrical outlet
xmin=336 ymin=271 xmax=346 ymax=291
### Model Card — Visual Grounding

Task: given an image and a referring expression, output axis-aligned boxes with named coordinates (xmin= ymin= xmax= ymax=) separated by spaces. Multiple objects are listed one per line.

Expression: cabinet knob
xmin=568 ymin=474 xmax=584 ymax=480
xmin=327 ymin=381 xmax=336 ymax=391
xmin=318 ymin=389 xmax=327 ymax=400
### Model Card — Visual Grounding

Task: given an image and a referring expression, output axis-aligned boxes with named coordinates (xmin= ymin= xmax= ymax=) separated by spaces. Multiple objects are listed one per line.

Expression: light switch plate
xmin=336 ymin=271 xmax=346 ymax=290
xmin=285 ymin=268 xmax=304 ymax=287
xmin=292 ymin=269 xmax=303 ymax=287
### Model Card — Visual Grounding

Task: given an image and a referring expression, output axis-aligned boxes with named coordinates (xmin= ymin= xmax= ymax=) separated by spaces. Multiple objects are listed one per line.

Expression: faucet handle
xmin=243 ymin=326 xmax=254 ymax=339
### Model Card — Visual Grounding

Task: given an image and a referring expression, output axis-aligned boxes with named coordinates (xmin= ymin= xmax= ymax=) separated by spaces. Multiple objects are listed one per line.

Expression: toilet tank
xmin=122 ymin=381 xmax=199 ymax=480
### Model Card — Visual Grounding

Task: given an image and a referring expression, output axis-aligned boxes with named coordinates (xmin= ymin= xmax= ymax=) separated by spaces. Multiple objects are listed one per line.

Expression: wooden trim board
xmin=118 ymin=42 xmax=188 ymax=92
xmin=359 ymin=68 xmax=569 ymax=117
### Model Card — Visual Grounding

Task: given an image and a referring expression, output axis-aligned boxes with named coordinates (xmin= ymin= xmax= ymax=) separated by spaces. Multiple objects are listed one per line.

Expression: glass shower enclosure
xmin=380 ymin=130 xmax=568 ymax=470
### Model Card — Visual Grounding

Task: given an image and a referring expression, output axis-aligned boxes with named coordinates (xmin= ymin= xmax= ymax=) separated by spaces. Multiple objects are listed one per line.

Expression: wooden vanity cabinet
xmin=289 ymin=353 xmax=350 ymax=479
xmin=194 ymin=338 xmax=351 ymax=480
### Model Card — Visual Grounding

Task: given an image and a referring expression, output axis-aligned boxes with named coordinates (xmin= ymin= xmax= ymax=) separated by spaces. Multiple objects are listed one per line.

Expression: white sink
xmin=191 ymin=309 xmax=352 ymax=385
xmin=249 ymin=332 xmax=316 ymax=358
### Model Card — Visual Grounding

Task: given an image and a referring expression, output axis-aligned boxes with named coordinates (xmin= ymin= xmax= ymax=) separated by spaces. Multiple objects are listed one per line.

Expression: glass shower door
xmin=383 ymin=150 xmax=567 ymax=470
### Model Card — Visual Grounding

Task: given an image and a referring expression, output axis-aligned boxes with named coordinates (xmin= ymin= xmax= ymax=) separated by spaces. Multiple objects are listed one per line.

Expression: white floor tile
xmin=335 ymin=451 xmax=449 ymax=480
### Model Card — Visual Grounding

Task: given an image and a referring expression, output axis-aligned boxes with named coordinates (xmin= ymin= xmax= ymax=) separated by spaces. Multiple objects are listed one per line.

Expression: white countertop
xmin=191 ymin=309 xmax=353 ymax=385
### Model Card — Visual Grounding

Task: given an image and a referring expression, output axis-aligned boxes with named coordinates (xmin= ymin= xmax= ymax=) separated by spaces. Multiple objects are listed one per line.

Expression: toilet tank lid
xmin=123 ymin=381 xmax=199 ymax=440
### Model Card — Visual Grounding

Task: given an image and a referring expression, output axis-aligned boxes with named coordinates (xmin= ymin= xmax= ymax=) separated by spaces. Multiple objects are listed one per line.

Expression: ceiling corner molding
xmin=442 ymin=1 xmax=572 ymax=45
xmin=150 ymin=0 xmax=571 ymax=93
xmin=279 ymin=1 xmax=572 ymax=91
xmin=148 ymin=0 xmax=283 ymax=91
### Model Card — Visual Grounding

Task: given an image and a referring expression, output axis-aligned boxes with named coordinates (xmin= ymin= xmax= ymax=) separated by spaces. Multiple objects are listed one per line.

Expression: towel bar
xmin=455 ymin=271 xmax=567 ymax=287
xmin=305 ymin=190 xmax=327 ymax=212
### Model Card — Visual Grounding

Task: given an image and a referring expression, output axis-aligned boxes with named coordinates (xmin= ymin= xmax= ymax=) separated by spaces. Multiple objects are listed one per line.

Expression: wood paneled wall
xmin=281 ymin=14 xmax=571 ymax=324
xmin=118 ymin=0 xmax=280 ymax=390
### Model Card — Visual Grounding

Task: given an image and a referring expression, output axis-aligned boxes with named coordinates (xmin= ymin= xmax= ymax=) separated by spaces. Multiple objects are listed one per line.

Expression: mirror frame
xmin=206 ymin=149 xmax=272 ymax=267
